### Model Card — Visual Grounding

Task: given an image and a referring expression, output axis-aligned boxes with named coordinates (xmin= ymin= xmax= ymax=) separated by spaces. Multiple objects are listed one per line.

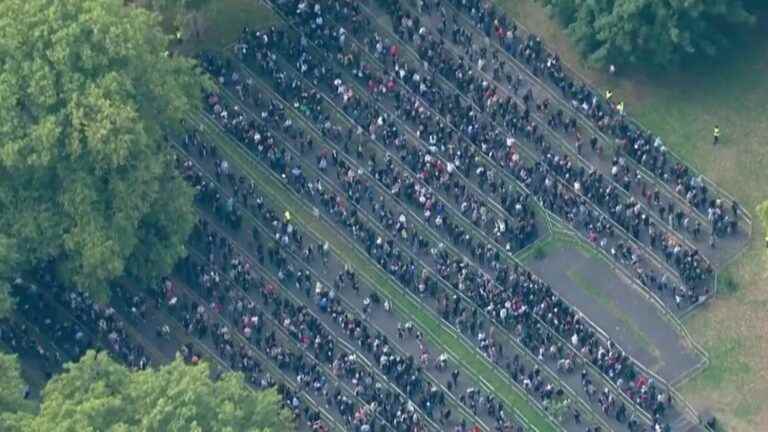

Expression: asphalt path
xmin=525 ymin=243 xmax=704 ymax=384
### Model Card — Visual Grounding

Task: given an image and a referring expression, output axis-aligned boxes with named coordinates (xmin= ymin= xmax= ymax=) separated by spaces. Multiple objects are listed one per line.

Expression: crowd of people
xmin=194 ymin=43 xmax=667 ymax=431
xmin=155 ymin=257 xmax=335 ymax=431
xmin=8 ymin=277 xmax=151 ymax=372
xmin=178 ymin=131 xmax=534 ymax=431
xmin=261 ymin=0 xmax=723 ymax=309
xmin=1 ymin=231 xmax=328 ymax=431
xmin=206 ymin=216 xmax=439 ymax=429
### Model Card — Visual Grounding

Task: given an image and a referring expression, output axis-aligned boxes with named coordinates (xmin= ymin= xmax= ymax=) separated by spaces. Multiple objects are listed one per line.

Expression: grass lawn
xmin=499 ymin=1 xmax=768 ymax=430
xmin=193 ymin=0 xmax=276 ymax=51
xmin=165 ymin=0 xmax=276 ymax=53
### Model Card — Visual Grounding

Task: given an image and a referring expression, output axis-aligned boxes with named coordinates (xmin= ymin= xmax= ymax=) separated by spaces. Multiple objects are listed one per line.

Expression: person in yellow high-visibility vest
xmin=605 ymin=90 xmax=613 ymax=101
xmin=713 ymin=125 xmax=720 ymax=145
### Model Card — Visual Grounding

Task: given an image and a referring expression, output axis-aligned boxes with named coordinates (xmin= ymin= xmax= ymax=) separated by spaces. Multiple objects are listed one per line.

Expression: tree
xmin=0 ymin=0 xmax=206 ymax=303
xmin=541 ymin=0 xmax=755 ymax=67
xmin=0 ymin=353 xmax=33 ymax=417
xmin=0 ymin=282 xmax=12 ymax=319
xmin=1 ymin=351 xmax=294 ymax=432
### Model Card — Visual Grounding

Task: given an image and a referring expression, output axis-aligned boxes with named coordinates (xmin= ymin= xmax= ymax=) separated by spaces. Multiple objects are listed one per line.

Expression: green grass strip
xmin=196 ymin=114 xmax=560 ymax=432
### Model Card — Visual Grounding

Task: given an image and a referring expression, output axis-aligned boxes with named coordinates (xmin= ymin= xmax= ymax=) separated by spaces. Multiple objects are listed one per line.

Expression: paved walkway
xmin=526 ymin=241 xmax=704 ymax=384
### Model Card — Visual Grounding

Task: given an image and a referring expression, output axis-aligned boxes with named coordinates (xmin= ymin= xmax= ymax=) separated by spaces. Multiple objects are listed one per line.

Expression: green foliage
xmin=0 ymin=282 xmax=14 ymax=319
xmin=759 ymin=200 xmax=768 ymax=233
xmin=717 ymin=270 xmax=740 ymax=296
xmin=759 ymin=200 xmax=768 ymax=260
xmin=547 ymin=397 xmax=571 ymax=423
xmin=1 ymin=351 xmax=293 ymax=432
xmin=0 ymin=235 xmax=17 ymax=317
xmin=0 ymin=353 xmax=33 ymax=418
xmin=541 ymin=0 xmax=756 ymax=67
xmin=140 ymin=0 xmax=213 ymax=41
xmin=143 ymin=0 xmax=211 ymax=12
xmin=0 ymin=0 xmax=205 ymax=302
xmin=531 ymin=242 xmax=547 ymax=260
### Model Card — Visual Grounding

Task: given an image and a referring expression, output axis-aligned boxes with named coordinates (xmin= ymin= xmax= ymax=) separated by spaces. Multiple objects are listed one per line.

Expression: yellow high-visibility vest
xmin=605 ymin=90 xmax=613 ymax=100
xmin=617 ymin=102 xmax=624 ymax=114
xmin=713 ymin=127 xmax=720 ymax=137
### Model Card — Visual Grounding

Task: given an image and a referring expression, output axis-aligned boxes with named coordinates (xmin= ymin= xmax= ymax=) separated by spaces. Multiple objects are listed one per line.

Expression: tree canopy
xmin=0 ymin=0 xmax=206 ymax=304
xmin=541 ymin=0 xmax=756 ymax=67
xmin=0 ymin=285 xmax=12 ymax=319
xmin=1 ymin=351 xmax=294 ymax=432
xmin=0 ymin=353 xmax=33 ymax=416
